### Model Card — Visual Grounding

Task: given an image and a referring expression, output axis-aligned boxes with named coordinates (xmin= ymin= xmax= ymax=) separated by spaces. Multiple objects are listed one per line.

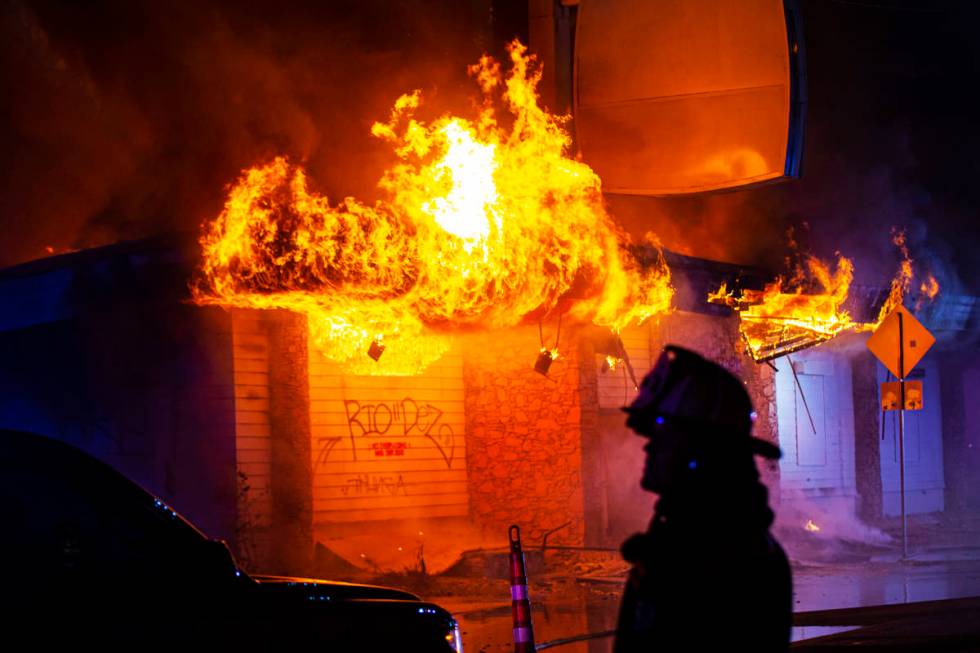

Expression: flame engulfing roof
xmin=193 ymin=42 xmax=672 ymax=375
xmin=708 ymin=231 xmax=938 ymax=363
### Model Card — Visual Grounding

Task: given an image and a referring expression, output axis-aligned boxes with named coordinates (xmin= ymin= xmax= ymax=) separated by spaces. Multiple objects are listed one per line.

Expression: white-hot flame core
xmin=422 ymin=121 xmax=499 ymax=244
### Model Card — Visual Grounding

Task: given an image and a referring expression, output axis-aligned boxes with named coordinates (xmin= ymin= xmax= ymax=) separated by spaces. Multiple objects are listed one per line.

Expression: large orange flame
xmin=708 ymin=230 xmax=939 ymax=362
xmin=194 ymin=42 xmax=672 ymax=374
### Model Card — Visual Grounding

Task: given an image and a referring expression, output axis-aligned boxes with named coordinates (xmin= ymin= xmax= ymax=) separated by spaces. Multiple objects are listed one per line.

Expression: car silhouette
xmin=0 ymin=428 xmax=462 ymax=651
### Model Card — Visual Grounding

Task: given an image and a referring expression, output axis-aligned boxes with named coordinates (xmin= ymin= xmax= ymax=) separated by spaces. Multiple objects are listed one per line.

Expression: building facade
xmin=1 ymin=238 xmax=974 ymax=574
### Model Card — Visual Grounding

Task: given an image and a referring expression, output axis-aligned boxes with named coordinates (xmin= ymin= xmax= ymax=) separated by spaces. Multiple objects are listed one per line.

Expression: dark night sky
xmin=1 ymin=0 xmax=978 ymax=295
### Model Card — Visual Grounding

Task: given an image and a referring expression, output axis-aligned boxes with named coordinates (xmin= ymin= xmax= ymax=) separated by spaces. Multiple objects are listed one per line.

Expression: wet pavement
xmin=435 ymin=546 xmax=980 ymax=652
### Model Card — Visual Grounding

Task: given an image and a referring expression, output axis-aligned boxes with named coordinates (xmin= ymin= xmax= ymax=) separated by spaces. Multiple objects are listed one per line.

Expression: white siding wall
xmin=309 ymin=348 xmax=468 ymax=523
xmin=598 ymin=325 xmax=652 ymax=409
xmin=775 ymin=350 xmax=857 ymax=499
xmin=879 ymin=360 xmax=945 ymax=515
xmin=231 ymin=310 xmax=273 ymax=553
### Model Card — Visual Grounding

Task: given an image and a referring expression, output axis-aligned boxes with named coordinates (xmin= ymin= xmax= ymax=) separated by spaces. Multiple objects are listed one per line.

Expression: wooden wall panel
xmin=309 ymin=349 xmax=468 ymax=523
xmin=597 ymin=324 xmax=653 ymax=409
xmin=231 ymin=310 xmax=273 ymax=536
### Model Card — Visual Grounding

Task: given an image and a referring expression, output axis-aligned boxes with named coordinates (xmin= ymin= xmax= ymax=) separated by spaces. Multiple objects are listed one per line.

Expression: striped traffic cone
xmin=509 ymin=524 xmax=536 ymax=652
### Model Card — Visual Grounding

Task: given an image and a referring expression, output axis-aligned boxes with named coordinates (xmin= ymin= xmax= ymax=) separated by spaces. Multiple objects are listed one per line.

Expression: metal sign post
xmin=897 ymin=311 xmax=908 ymax=560
xmin=867 ymin=304 xmax=935 ymax=562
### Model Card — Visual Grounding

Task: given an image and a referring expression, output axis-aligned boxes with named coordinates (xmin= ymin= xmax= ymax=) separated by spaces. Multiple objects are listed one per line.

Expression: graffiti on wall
xmin=371 ymin=441 xmax=407 ymax=457
xmin=314 ymin=436 xmax=343 ymax=473
xmin=343 ymin=397 xmax=456 ymax=468
xmin=340 ymin=473 xmax=408 ymax=496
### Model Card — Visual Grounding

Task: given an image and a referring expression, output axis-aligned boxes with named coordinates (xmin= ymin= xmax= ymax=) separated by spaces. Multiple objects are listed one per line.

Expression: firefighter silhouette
xmin=615 ymin=345 xmax=792 ymax=652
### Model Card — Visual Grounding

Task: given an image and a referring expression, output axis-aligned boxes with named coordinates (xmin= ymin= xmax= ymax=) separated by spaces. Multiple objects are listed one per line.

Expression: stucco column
xmin=267 ymin=310 xmax=313 ymax=574
xmin=852 ymin=352 xmax=883 ymax=522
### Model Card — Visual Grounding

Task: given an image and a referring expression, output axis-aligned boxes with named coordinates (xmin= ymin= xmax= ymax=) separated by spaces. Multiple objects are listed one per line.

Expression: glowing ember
xmin=41 ymin=244 xmax=76 ymax=257
xmin=920 ymin=275 xmax=940 ymax=300
xmin=709 ymin=230 xmax=939 ymax=362
xmin=804 ymin=519 xmax=821 ymax=533
xmin=194 ymin=41 xmax=672 ymax=374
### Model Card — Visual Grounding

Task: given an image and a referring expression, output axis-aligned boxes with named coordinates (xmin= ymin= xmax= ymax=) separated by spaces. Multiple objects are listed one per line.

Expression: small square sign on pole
xmin=880 ymin=381 xmax=902 ymax=411
xmin=880 ymin=380 xmax=924 ymax=411
xmin=903 ymin=380 xmax=923 ymax=410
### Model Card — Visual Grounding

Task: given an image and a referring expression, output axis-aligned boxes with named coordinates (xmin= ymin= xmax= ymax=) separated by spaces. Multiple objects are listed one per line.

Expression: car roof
xmin=0 ymin=428 xmax=208 ymax=539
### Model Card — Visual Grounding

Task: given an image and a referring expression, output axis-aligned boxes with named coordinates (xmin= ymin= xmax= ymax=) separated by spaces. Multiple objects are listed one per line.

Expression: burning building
xmin=4 ymin=234 xmax=975 ymax=573
xmin=3 ymin=0 xmax=980 ymax=577
xmin=0 ymin=233 xmax=769 ymax=571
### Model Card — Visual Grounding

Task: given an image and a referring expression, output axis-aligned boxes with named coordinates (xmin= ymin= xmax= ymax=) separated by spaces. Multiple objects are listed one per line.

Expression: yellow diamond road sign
xmin=867 ymin=304 xmax=935 ymax=379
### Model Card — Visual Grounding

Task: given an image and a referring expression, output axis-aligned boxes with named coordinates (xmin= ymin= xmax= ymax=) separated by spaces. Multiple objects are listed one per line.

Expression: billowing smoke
xmin=3 ymin=0 xmax=977 ymax=301
xmin=776 ymin=496 xmax=891 ymax=544
xmin=0 ymin=0 xmax=513 ymax=268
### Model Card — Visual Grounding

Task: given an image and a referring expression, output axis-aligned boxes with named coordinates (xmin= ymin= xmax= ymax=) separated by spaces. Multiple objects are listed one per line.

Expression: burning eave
xmin=708 ymin=287 xmax=847 ymax=363
xmin=736 ymin=314 xmax=836 ymax=363
xmin=659 ymin=250 xmax=769 ymax=315
xmin=709 ymin=280 xmax=957 ymax=364
xmin=705 ymin=238 xmax=942 ymax=364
